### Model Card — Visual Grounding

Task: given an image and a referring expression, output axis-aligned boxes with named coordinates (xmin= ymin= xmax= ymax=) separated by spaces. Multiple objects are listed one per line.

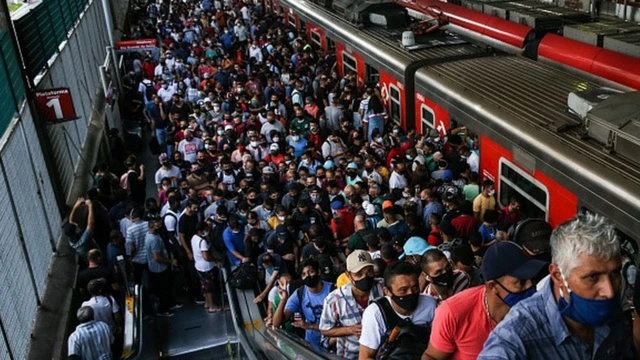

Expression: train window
xmin=300 ymin=20 xmax=306 ymax=31
xmin=288 ymin=15 xmax=296 ymax=28
xmin=499 ymin=158 xmax=549 ymax=221
xmin=421 ymin=104 xmax=435 ymax=131
xmin=342 ymin=52 xmax=357 ymax=76
xmin=310 ymin=30 xmax=322 ymax=49
xmin=327 ymin=38 xmax=335 ymax=51
xmin=366 ymin=64 xmax=379 ymax=85
xmin=389 ymin=84 xmax=401 ymax=125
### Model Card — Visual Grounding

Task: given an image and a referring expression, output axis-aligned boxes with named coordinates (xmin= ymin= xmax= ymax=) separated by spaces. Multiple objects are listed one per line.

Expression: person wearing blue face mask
xmin=423 ymin=241 xmax=546 ymax=360
xmin=479 ymin=213 xmax=634 ymax=359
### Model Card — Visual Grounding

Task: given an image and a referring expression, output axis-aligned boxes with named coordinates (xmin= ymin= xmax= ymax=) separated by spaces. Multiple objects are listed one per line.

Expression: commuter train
xmin=266 ymin=0 xmax=640 ymax=241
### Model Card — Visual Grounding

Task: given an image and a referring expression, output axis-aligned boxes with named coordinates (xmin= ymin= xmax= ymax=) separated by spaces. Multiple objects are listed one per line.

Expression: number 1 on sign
xmin=46 ymin=98 xmax=64 ymax=120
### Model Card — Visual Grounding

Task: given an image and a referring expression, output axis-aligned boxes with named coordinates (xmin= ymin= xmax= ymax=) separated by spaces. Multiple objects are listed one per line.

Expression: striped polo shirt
xmin=67 ymin=320 xmax=113 ymax=360
xmin=126 ymin=220 xmax=149 ymax=264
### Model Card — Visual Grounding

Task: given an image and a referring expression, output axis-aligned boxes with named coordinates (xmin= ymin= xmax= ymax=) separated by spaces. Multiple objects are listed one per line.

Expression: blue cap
xmin=330 ymin=200 xmax=344 ymax=210
xmin=480 ymin=241 xmax=548 ymax=281
xmin=443 ymin=170 xmax=453 ymax=182
xmin=400 ymin=237 xmax=433 ymax=259
xmin=324 ymin=160 xmax=335 ymax=169
xmin=347 ymin=162 xmax=358 ymax=169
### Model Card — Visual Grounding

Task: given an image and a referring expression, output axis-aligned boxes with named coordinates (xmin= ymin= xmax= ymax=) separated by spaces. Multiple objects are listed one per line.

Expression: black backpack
xmin=373 ymin=297 xmax=431 ymax=360
xmin=229 ymin=263 xmax=258 ymax=289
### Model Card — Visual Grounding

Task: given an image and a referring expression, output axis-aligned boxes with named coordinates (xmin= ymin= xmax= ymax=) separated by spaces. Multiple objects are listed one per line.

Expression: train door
xmin=480 ymin=135 xmax=577 ymax=227
xmin=309 ymin=28 xmax=325 ymax=54
xmin=389 ymin=85 xmax=401 ymax=126
xmin=341 ymin=51 xmax=358 ymax=78
xmin=497 ymin=158 xmax=549 ymax=221
xmin=365 ymin=64 xmax=379 ymax=86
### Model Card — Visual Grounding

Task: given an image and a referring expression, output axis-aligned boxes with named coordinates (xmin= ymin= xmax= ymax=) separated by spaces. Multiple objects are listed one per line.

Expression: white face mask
xmin=273 ymin=137 xmax=280 ymax=142
xmin=213 ymin=105 xmax=220 ymax=111
xmin=488 ymin=189 xmax=495 ymax=197
xmin=250 ymin=141 xmax=258 ymax=147
xmin=277 ymin=215 xmax=286 ymax=221
xmin=293 ymin=135 xmax=300 ymax=142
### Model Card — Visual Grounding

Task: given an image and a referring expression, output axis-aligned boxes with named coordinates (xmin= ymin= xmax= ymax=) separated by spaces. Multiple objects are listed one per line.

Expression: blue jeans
xmin=155 ymin=127 xmax=170 ymax=155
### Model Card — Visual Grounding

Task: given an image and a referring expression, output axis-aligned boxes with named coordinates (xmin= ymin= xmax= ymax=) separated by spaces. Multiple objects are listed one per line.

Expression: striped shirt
xmin=478 ymin=279 xmax=634 ymax=360
xmin=424 ymin=270 xmax=471 ymax=305
xmin=126 ymin=221 xmax=149 ymax=264
xmin=67 ymin=320 xmax=113 ymax=360
xmin=319 ymin=280 xmax=384 ymax=359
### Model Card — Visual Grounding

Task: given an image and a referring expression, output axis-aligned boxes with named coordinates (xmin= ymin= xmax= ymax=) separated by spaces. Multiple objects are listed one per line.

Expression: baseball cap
xmin=270 ymin=143 xmax=279 ymax=151
xmin=323 ymin=160 xmax=335 ymax=169
xmin=275 ymin=225 xmax=288 ymax=238
xmin=262 ymin=166 xmax=274 ymax=174
xmin=400 ymin=237 xmax=433 ymax=259
xmin=480 ymin=241 xmax=548 ymax=281
xmin=330 ymin=200 xmax=344 ymax=210
xmin=347 ymin=162 xmax=358 ymax=169
xmin=346 ymin=250 xmax=374 ymax=273
xmin=512 ymin=219 xmax=552 ymax=255
xmin=224 ymin=124 xmax=234 ymax=131
xmin=158 ymin=153 xmax=169 ymax=163
xmin=363 ymin=201 xmax=376 ymax=216
xmin=382 ymin=200 xmax=394 ymax=210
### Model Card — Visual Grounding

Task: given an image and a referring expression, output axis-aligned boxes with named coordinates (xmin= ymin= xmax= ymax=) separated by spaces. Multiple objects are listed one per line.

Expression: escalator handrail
xmin=223 ymin=268 xmax=263 ymax=360
xmin=225 ymin=269 xmax=342 ymax=360
xmin=121 ymin=284 xmax=143 ymax=360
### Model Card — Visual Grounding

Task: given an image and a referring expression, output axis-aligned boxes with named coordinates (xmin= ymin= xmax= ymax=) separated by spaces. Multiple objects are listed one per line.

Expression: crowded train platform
xmin=64 ymin=0 xmax=640 ymax=359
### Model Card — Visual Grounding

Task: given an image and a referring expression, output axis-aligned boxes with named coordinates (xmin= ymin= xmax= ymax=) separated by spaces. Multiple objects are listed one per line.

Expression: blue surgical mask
xmin=497 ymin=282 xmax=536 ymax=307
xmin=557 ymin=273 xmax=618 ymax=327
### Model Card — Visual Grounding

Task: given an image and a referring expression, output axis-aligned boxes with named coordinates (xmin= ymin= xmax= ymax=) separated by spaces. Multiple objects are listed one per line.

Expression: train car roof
xmin=279 ymin=0 xmax=485 ymax=80
xmin=415 ymin=56 xmax=640 ymax=231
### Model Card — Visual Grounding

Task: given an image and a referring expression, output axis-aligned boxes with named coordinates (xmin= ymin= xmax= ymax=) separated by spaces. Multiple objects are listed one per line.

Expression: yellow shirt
xmin=473 ymin=194 xmax=496 ymax=220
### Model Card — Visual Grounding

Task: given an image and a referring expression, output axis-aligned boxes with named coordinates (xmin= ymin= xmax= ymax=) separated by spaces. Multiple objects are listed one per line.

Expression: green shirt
xmin=348 ymin=229 xmax=374 ymax=251
xmin=463 ymin=184 xmax=481 ymax=202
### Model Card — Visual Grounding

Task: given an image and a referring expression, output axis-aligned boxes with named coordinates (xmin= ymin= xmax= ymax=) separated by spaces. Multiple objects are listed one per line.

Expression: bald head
xmin=354 ymin=214 xmax=366 ymax=230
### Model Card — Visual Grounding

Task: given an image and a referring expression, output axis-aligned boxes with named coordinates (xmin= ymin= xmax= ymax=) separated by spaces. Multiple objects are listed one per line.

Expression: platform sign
xmin=115 ymin=38 xmax=158 ymax=53
xmin=34 ymin=88 xmax=78 ymax=124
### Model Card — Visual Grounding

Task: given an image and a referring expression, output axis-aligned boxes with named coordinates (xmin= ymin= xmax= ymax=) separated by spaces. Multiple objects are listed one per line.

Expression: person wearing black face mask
xmin=273 ymin=259 xmax=333 ymax=349
xmin=420 ymin=249 xmax=471 ymax=305
xmin=359 ymin=261 xmax=437 ymax=360
xmin=318 ymin=250 xmax=383 ymax=359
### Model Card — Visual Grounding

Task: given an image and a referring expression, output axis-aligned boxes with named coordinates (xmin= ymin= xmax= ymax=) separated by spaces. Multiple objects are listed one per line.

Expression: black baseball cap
xmin=480 ymin=241 xmax=547 ymax=281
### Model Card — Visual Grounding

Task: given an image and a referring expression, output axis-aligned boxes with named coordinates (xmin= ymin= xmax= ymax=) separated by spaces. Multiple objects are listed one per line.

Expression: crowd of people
xmin=63 ymin=0 xmax=640 ymax=359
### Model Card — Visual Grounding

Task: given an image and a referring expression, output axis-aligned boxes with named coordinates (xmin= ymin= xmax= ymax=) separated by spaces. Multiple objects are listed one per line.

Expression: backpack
xmin=119 ymin=170 xmax=135 ymax=191
xmin=373 ymin=297 xmax=431 ymax=360
xmin=229 ymin=262 xmax=258 ymax=289
xmin=143 ymin=80 xmax=156 ymax=102
xmin=159 ymin=213 xmax=181 ymax=260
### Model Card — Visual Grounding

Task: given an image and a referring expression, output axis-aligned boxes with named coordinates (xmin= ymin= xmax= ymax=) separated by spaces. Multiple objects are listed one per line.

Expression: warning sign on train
xmin=34 ymin=88 xmax=79 ymax=124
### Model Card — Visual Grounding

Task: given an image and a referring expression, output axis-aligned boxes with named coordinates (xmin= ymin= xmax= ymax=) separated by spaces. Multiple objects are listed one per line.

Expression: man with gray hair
xmin=479 ymin=213 xmax=634 ymax=359
xmin=68 ymin=306 xmax=113 ymax=359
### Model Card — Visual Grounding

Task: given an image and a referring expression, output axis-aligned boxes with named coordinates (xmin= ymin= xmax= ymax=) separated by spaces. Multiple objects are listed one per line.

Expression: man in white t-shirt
xmin=177 ymin=129 xmax=204 ymax=163
xmin=82 ymin=278 xmax=121 ymax=335
xmin=191 ymin=222 xmax=223 ymax=312
xmin=155 ymin=153 xmax=183 ymax=189
xmin=359 ymin=261 xmax=437 ymax=360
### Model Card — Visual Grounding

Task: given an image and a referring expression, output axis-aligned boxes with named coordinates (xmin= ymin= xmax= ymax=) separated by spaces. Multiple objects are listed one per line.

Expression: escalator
xmin=120 ymin=267 xmax=340 ymax=360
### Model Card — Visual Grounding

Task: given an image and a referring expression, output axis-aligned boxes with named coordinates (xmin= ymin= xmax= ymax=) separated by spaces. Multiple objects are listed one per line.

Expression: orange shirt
xmin=429 ymin=286 xmax=495 ymax=360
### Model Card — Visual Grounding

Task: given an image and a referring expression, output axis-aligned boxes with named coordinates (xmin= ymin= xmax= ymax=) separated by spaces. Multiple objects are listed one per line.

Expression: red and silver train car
xmin=274 ymin=0 xmax=490 ymax=130
xmin=266 ymin=0 xmax=640 ymax=239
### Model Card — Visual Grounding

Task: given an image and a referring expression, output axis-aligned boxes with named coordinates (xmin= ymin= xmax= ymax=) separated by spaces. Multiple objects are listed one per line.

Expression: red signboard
xmin=115 ymin=39 xmax=157 ymax=51
xmin=34 ymin=88 xmax=78 ymax=124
